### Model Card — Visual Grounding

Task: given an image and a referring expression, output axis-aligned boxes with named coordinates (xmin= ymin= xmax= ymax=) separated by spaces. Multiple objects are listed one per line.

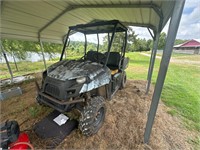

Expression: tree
xmin=158 ymin=32 xmax=166 ymax=50
xmin=102 ymin=27 xmax=138 ymax=52
xmin=2 ymin=39 xmax=28 ymax=71
xmin=2 ymin=39 xmax=27 ymax=60
xmin=174 ymin=39 xmax=187 ymax=45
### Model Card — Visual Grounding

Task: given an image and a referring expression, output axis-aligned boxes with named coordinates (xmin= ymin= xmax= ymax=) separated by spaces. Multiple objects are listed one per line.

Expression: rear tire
xmin=79 ymin=96 xmax=106 ymax=136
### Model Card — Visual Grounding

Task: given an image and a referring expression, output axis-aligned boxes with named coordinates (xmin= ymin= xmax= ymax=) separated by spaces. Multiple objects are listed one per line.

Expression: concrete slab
xmin=0 ymin=75 xmax=35 ymax=87
xmin=0 ymin=87 xmax=22 ymax=100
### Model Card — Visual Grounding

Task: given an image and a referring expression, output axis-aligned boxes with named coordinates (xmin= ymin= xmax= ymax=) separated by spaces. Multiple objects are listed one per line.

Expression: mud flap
xmin=33 ymin=110 xmax=78 ymax=149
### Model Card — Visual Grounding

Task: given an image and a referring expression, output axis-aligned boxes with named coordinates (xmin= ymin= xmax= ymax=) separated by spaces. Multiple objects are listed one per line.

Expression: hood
xmin=47 ymin=60 xmax=108 ymax=81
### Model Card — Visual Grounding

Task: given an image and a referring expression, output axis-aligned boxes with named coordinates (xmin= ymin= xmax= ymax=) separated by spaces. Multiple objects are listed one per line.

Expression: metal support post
xmin=39 ymin=40 xmax=47 ymax=70
xmin=146 ymin=32 xmax=160 ymax=94
xmin=0 ymin=41 xmax=13 ymax=82
xmin=144 ymin=0 xmax=185 ymax=143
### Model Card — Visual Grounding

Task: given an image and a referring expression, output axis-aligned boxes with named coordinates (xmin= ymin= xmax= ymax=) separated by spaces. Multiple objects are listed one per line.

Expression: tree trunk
xmin=0 ymin=41 xmax=14 ymax=82
xmin=12 ymin=51 xmax=19 ymax=71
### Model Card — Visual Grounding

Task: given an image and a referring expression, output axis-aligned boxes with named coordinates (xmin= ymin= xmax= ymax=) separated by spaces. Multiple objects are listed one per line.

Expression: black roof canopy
xmin=69 ymin=20 xmax=127 ymax=34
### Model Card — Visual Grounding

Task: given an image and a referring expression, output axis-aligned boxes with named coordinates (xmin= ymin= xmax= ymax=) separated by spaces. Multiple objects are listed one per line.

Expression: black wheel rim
xmin=93 ymin=107 xmax=105 ymax=127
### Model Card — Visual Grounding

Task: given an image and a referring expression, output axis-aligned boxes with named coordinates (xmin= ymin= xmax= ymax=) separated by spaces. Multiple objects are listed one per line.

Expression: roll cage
xmin=60 ymin=20 xmax=128 ymax=66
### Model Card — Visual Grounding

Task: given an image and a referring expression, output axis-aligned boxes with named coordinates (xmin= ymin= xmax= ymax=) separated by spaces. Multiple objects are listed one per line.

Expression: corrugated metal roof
xmin=0 ymin=0 xmax=175 ymax=43
xmin=174 ymin=39 xmax=200 ymax=48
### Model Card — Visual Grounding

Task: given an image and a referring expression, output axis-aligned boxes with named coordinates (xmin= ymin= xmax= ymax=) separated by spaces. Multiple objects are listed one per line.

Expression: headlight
xmin=76 ymin=77 xmax=86 ymax=84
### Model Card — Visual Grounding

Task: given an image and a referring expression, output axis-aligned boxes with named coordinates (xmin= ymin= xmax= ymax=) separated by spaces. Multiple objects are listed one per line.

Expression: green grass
xmin=126 ymin=52 xmax=200 ymax=132
xmin=0 ymin=61 xmax=56 ymax=79
xmin=173 ymin=55 xmax=200 ymax=61
xmin=171 ymin=52 xmax=192 ymax=57
xmin=188 ymin=136 xmax=200 ymax=150
xmin=162 ymin=64 xmax=200 ymax=130
xmin=126 ymin=52 xmax=160 ymax=81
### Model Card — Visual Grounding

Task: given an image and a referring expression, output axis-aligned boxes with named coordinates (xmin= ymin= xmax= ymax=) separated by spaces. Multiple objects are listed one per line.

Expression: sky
xmin=132 ymin=0 xmax=200 ymax=40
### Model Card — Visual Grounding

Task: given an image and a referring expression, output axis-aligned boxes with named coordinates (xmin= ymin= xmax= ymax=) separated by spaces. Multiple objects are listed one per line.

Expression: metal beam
xmin=38 ymin=6 xmax=76 ymax=37
xmin=123 ymin=22 xmax=157 ymax=34
xmin=0 ymin=41 xmax=13 ymax=82
xmin=147 ymin=27 xmax=155 ymax=40
xmin=146 ymin=32 xmax=160 ymax=94
xmin=161 ymin=1 xmax=176 ymax=31
xmin=144 ymin=0 xmax=185 ymax=143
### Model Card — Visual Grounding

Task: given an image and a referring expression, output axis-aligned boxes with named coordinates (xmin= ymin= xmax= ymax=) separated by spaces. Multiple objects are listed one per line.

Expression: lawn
xmin=126 ymin=52 xmax=200 ymax=132
xmin=0 ymin=61 xmax=55 ymax=79
xmin=1 ymin=52 xmax=200 ymax=132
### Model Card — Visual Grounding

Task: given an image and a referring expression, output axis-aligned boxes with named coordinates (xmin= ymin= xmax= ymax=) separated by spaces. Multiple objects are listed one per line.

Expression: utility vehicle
xmin=36 ymin=20 xmax=129 ymax=136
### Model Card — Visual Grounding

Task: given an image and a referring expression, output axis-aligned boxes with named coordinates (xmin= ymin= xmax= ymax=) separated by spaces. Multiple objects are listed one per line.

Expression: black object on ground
xmin=0 ymin=120 xmax=20 ymax=149
xmin=33 ymin=110 xmax=78 ymax=149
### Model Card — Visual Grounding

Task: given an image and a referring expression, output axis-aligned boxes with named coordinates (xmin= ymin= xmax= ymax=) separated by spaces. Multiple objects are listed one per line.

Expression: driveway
xmin=141 ymin=53 xmax=200 ymax=66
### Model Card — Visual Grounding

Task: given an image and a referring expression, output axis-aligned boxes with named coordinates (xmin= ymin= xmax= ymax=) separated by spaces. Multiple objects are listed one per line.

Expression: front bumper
xmin=35 ymin=80 xmax=85 ymax=112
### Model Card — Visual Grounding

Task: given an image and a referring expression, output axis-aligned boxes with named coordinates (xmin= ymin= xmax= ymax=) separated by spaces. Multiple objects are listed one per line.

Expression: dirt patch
xmin=0 ymin=78 xmax=197 ymax=149
xmin=140 ymin=53 xmax=200 ymax=66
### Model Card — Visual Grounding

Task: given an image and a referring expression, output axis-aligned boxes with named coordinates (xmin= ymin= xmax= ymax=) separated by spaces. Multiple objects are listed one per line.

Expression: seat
xmin=86 ymin=50 xmax=105 ymax=63
xmin=105 ymin=52 xmax=121 ymax=70
xmin=86 ymin=50 xmax=97 ymax=62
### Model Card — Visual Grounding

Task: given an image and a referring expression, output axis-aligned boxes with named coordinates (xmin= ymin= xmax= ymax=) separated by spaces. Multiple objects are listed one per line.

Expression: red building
xmin=174 ymin=39 xmax=200 ymax=54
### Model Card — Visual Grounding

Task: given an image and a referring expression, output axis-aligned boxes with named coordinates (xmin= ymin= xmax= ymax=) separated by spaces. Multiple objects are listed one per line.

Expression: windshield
xmin=60 ymin=28 xmax=127 ymax=66
xmin=61 ymin=31 xmax=107 ymax=61
xmin=60 ymin=20 xmax=128 ymax=61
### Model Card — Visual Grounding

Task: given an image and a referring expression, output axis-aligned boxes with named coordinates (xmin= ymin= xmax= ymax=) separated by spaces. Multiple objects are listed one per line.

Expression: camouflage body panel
xmin=47 ymin=60 xmax=111 ymax=93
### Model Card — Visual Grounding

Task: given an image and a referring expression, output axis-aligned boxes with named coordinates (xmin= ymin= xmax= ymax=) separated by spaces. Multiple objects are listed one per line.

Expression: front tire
xmin=79 ymin=96 xmax=106 ymax=136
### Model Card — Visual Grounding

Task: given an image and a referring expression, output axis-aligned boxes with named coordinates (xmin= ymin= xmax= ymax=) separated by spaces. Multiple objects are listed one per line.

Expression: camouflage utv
xmin=36 ymin=20 xmax=129 ymax=136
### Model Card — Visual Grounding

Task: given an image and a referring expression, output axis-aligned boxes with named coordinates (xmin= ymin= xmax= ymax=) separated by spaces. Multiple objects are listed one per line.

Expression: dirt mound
xmin=0 ymin=79 xmax=196 ymax=149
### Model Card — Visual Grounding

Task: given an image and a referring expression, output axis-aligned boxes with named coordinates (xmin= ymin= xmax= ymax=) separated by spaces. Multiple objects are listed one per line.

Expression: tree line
xmin=1 ymin=30 xmax=187 ymax=61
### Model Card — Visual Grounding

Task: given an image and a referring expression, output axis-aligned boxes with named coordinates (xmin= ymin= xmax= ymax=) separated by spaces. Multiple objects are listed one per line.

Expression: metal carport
xmin=0 ymin=0 xmax=185 ymax=144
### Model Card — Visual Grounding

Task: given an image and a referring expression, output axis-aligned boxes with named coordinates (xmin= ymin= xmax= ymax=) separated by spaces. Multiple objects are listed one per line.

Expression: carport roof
xmin=1 ymin=0 xmax=175 ymax=43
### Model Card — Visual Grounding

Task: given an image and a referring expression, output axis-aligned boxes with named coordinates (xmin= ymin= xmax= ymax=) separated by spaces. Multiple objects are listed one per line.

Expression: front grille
xmin=45 ymin=83 xmax=60 ymax=97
